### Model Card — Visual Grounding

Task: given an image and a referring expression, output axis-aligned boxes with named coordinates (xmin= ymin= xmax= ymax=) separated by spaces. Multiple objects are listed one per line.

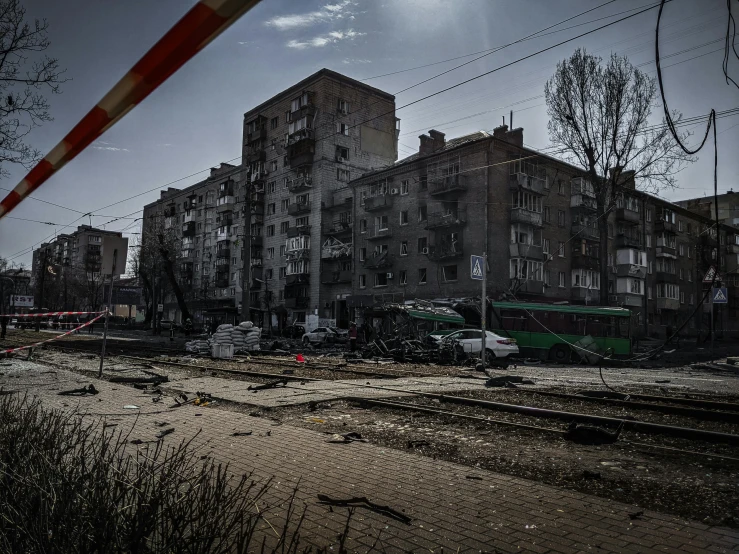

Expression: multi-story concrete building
xmin=141 ymin=162 xmax=245 ymax=324
xmin=675 ymin=191 xmax=739 ymax=228
xmin=347 ymin=124 xmax=738 ymax=339
xmin=31 ymin=225 xmax=124 ymax=279
xmin=241 ymin=68 xmax=398 ymax=330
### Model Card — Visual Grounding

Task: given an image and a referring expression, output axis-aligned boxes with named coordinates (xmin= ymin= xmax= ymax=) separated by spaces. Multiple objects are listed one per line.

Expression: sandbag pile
xmin=235 ymin=320 xmax=261 ymax=352
xmin=194 ymin=322 xmax=261 ymax=354
xmin=185 ymin=339 xmax=211 ymax=355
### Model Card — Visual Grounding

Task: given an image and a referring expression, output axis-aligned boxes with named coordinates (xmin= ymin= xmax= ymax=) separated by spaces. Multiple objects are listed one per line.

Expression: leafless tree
xmin=0 ymin=0 xmax=67 ymax=177
xmin=545 ymin=48 xmax=694 ymax=305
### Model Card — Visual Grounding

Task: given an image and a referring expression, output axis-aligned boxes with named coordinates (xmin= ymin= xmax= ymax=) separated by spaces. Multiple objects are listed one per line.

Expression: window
xmin=265 ymin=268 xmax=273 ymax=280
xmin=648 ymin=261 xmax=653 ymax=274
xmin=543 ymin=206 xmax=551 ymax=223
xmin=400 ymin=210 xmax=408 ymax=225
xmin=399 ymin=270 xmax=407 ymax=285
xmin=360 ymin=219 xmax=367 ymax=233
xmin=337 ymin=168 xmax=350 ymax=181
xmin=400 ymin=180 xmax=409 ymax=195
xmin=442 ymin=265 xmax=458 ymax=282
xmin=688 ymin=247 xmax=692 ymax=259
xmin=688 ymin=271 xmax=693 ymax=282
xmin=374 ymin=273 xmax=388 ymax=287
xmin=279 ymin=267 xmax=286 ymax=278
xmin=267 ymin=203 xmax=276 ymax=215
xmin=418 ymin=268 xmax=427 ymax=284
xmin=648 ymin=286 xmax=653 ymax=300
xmin=543 ymin=238 xmax=550 ymax=255
xmin=280 ymin=221 xmax=290 ymax=234
xmin=337 ymin=122 xmax=349 ymax=136
xmin=510 ymin=259 xmax=543 ymax=281
xmin=232 ymin=257 xmax=236 ymax=265
xmin=281 ymin=199 xmax=289 ymax=212
xmin=558 ymin=241 xmax=565 ymax=258
xmin=571 ymin=269 xmax=600 ymax=289
xmin=679 ymin=268 xmax=684 ymax=280
xmin=359 ymin=247 xmax=366 ymax=261
xmin=646 ymin=235 xmax=651 ymax=248
xmin=418 ymin=237 xmax=427 ymax=253
xmin=558 ymin=181 xmax=565 ymax=195
xmin=511 ymin=190 xmax=542 ymax=212
xmin=270 ymin=160 xmax=278 ymax=172
xmin=656 ymin=283 xmax=678 ymax=299
xmin=690 ymin=293 xmax=694 ymax=304
xmin=629 ymin=278 xmax=642 ymax=294
xmin=266 ymin=225 xmax=275 ymax=237
xmin=267 ymin=247 xmax=275 ymax=259
xmin=375 ymin=215 xmax=388 ymax=230
xmin=679 ymin=243 xmax=685 ymax=256
xmin=337 ymin=99 xmax=348 ymax=114
xmin=557 ymin=210 xmax=565 ymax=227
xmin=608 ymin=253 xmax=613 ymax=267
xmin=646 ymin=209 xmax=652 ymax=222
xmin=678 ymin=220 xmax=684 ymax=232
xmin=544 ymin=270 xmax=550 ymax=286
xmin=680 ymin=291 xmax=685 ymax=304
xmin=296 ymin=216 xmax=309 ymax=227
xmin=418 ymin=206 xmax=427 ymax=222
xmin=359 ymin=275 xmax=366 ymax=288
xmin=270 ymin=116 xmax=279 ymax=129
xmin=283 ymin=178 xmax=289 ymax=189
xmin=420 ymin=175 xmax=427 ymax=190
xmin=400 ymin=241 xmax=408 ymax=256
xmin=558 ymin=271 xmax=566 ymax=287
xmin=267 ymin=181 xmax=276 ymax=193
xmin=336 ymin=146 xmax=349 ymax=161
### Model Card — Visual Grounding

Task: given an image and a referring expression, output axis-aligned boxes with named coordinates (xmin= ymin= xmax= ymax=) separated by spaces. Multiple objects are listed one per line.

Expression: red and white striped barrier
xmin=1 ymin=311 xmax=105 ymax=318
xmin=1 ymin=312 xmax=107 ymax=355
xmin=0 ymin=0 xmax=261 ymax=219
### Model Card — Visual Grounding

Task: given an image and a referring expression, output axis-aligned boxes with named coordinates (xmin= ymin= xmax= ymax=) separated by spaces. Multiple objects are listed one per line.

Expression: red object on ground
xmin=296 ymin=353 xmax=306 ymax=363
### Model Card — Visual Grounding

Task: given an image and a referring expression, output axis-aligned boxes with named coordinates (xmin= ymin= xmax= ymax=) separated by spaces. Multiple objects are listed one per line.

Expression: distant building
xmin=674 ymin=191 xmax=739 ymax=228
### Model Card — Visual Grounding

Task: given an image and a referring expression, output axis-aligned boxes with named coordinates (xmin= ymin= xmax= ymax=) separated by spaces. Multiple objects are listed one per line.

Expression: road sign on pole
xmin=712 ymin=287 xmax=728 ymax=304
xmin=471 ymin=255 xmax=484 ymax=281
xmin=703 ymin=266 xmax=720 ymax=284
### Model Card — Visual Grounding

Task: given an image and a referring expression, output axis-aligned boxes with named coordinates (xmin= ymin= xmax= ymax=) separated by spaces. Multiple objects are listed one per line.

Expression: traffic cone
xmin=296 ymin=353 xmax=306 ymax=363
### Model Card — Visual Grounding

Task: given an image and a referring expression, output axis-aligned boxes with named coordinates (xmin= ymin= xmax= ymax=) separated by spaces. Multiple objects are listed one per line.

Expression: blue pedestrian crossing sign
xmin=471 ymin=255 xmax=484 ymax=281
xmin=712 ymin=287 xmax=728 ymax=304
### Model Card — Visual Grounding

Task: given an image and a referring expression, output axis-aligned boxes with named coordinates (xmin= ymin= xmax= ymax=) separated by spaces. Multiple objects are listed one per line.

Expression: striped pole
xmin=0 ymin=0 xmax=261 ymax=219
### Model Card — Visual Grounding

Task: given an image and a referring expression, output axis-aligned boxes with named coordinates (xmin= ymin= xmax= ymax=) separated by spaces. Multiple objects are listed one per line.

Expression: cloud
xmin=342 ymin=58 xmax=371 ymax=65
xmin=265 ymin=0 xmax=354 ymax=31
xmin=287 ymin=29 xmax=365 ymax=49
xmin=92 ymin=141 xmax=129 ymax=152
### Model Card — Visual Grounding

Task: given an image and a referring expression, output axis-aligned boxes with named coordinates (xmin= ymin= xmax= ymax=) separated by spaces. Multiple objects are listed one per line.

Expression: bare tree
xmin=545 ymin=48 xmax=694 ymax=305
xmin=0 ymin=0 xmax=66 ymax=177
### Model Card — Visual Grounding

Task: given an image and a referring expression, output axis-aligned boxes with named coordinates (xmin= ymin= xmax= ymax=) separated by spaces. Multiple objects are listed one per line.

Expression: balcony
xmin=215 ymin=257 xmax=230 ymax=268
xmin=216 ymin=248 xmax=231 ymax=259
xmin=570 ymin=194 xmax=597 ymax=211
xmin=322 ymin=196 xmax=353 ymax=211
xmin=657 ymin=297 xmax=680 ymax=311
xmin=286 ymin=248 xmax=310 ymax=261
xmin=215 ymin=277 xmax=229 ymax=288
xmin=321 ymin=242 xmax=351 ymax=260
xmin=246 ymin=126 xmax=266 ymax=144
xmin=509 ymin=243 xmax=545 ymax=260
xmin=616 ymin=207 xmax=640 ymax=225
xmin=571 ymin=223 xmax=599 ymax=241
xmin=365 ymin=226 xmax=392 ymax=240
xmin=616 ymin=264 xmax=646 ymax=279
xmin=656 ymin=244 xmax=677 ymax=258
xmin=509 ymin=172 xmax=545 ymax=194
xmin=726 ymin=253 xmax=739 ymax=274
xmin=284 ymin=296 xmax=310 ymax=309
xmin=655 ymin=219 xmax=676 ymax=233
xmin=246 ymin=147 xmax=266 ymax=164
xmin=321 ymin=270 xmax=352 ymax=284
xmin=700 ymin=234 xmax=718 ymax=248
xmin=427 ymin=243 xmax=463 ymax=261
xmin=182 ymin=221 xmax=196 ymax=237
xmin=216 ymin=227 xmax=230 ymax=240
xmin=286 ymin=273 xmax=309 ymax=286
xmin=251 ymin=235 xmax=263 ymax=247
xmin=512 ymin=279 xmax=545 ymax=295
xmin=571 ymin=287 xmax=600 ymax=302
xmin=250 ymin=257 xmax=262 ymax=268
xmin=216 ymin=196 xmax=235 ymax=210
xmin=430 ymin=174 xmax=466 ymax=196
xmin=164 ymin=216 xmax=175 ymax=230
xmin=289 ymin=97 xmax=316 ymax=121
xmin=288 ymin=175 xmax=313 ymax=193
xmin=726 ymin=243 xmax=739 ymax=255
xmin=656 ymin=271 xmax=678 ymax=284
xmin=324 ymin=220 xmax=352 ymax=236
xmin=510 ymin=208 xmax=542 ymax=227
xmin=612 ymin=293 xmax=643 ymax=308
xmin=164 ymin=206 xmax=176 ymax=218
xmin=572 ymin=249 xmax=599 ymax=270
xmin=183 ymin=211 xmax=195 ymax=224
xmin=180 ymin=249 xmax=193 ymax=259
xmin=615 ymin=234 xmax=641 ymax=249
xmin=287 ymin=225 xmax=311 ymax=238
xmin=288 ymin=201 xmax=311 ymax=216
xmin=363 ymin=253 xmax=394 ymax=269
xmin=364 ymin=195 xmax=393 ymax=212
xmin=426 ymin=208 xmax=467 ymax=230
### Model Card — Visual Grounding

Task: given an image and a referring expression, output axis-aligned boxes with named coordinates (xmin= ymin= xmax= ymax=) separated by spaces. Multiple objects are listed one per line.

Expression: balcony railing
xmin=284 ymin=296 xmax=310 ymax=309
xmin=510 ymin=208 xmax=542 ymax=227
xmin=216 ymin=227 xmax=230 ymax=240
xmin=216 ymin=248 xmax=230 ymax=259
xmin=571 ymin=249 xmax=599 ymax=270
xmin=246 ymin=147 xmax=266 ymax=164
xmin=363 ymin=253 xmax=394 ymax=269
xmin=286 ymin=248 xmax=310 ymax=261
xmin=322 ymin=196 xmax=353 ymax=210
xmin=288 ymin=176 xmax=312 ymax=193
xmin=429 ymin=174 xmax=466 ymax=195
xmin=427 ymin=243 xmax=463 ymax=261
xmin=285 ymin=273 xmax=309 ymax=286
xmin=426 ymin=208 xmax=467 ymax=229
xmin=287 ymin=225 xmax=311 ymax=238
xmin=321 ymin=270 xmax=352 ymax=284
xmin=570 ymin=194 xmax=597 ymax=210
xmin=288 ymin=201 xmax=311 ymax=216
xmin=509 ymin=243 xmax=545 ymax=260
xmin=183 ymin=212 xmax=195 ymax=224
xmin=182 ymin=221 xmax=196 ymax=237
xmin=571 ymin=223 xmax=599 ymax=241
xmin=365 ymin=226 xmax=392 ymax=240
xmin=246 ymin=127 xmax=266 ymax=143
xmin=509 ymin=172 xmax=545 ymax=194
xmin=655 ymin=219 xmax=676 ymax=233
xmin=656 ymin=244 xmax=677 ymax=258
xmin=287 ymin=128 xmax=314 ymax=146
xmin=656 ymin=271 xmax=678 ymax=284
xmin=363 ymin=195 xmax=393 ymax=212
xmin=216 ymin=196 xmax=234 ymax=210
xmin=656 ymin=297 xmax=679 ymax=311
xmin=215 ymin=277 xmax=229 ymax=288
xmin=615 ymin=234 xmax=641 ymax=249
xmin=324 ymin=220 xmax=352 ymax=236
xmin=616 ymin=207 xmax=640 ymax=225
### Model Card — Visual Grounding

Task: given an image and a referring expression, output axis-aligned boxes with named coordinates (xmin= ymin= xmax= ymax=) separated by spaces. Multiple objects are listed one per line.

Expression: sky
xmin=0 ymin=0 xmax=737 ymax=268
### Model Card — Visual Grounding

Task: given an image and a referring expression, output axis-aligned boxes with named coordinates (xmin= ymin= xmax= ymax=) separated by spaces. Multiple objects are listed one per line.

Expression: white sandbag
xmin=217 ymin=324 xmax=233 ymax=332
xmin=239 ymin=321 xmax=254 ymax=329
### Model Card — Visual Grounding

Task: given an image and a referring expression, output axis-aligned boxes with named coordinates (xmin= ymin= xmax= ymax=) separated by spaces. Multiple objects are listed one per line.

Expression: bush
xmin=0 ymin=394 xmax=324 ymax=553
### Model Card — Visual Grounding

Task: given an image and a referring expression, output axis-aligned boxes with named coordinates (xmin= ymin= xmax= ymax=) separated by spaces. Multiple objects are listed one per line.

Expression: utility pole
xmin=480 ymin=163 xmax=490 ymax=372
xmin=35 ymin=248 xmax=49 ymax=332
xmin=99 ymin=249 xmax=117 ymax=377
xmin=241 ymin=167 xmax=252 ymax=323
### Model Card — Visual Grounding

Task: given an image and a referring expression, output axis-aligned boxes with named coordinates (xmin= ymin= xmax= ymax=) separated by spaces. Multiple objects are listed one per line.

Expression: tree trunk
xmin=597 ymin=203 xmax=610 ymax=306
xmin=159 ymin=248 xmax=191 ymax=322
xmin=141 ymin=272 xmax=154 ymax=325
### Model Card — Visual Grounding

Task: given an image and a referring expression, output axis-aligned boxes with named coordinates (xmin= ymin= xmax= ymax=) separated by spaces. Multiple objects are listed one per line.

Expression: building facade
xmin=241 ymin=68 xmax=398 ymax=330
xmin=347 ymin=124 xmax=738 ymax=339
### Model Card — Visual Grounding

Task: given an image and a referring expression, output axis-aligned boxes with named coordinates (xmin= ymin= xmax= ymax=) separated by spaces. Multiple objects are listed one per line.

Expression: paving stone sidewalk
xmin=7 ymin=365 xmax=739 ymax=553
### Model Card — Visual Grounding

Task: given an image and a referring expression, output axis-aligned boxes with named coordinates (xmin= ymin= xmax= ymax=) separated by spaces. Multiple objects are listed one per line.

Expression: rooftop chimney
xmin=428 ymin=129 xmax=446 ymax=151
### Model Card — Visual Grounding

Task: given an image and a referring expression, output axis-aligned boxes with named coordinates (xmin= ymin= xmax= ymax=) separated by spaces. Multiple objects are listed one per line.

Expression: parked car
xmin=439 ymin=329 xmax=519 ymax=359
xmin=159 ymin=319 xmax=178 ymax=330
xmin=282 ymin=324 xmax=306 ymax=339
xmin=302 ymin=327 xmax=346 ymax=345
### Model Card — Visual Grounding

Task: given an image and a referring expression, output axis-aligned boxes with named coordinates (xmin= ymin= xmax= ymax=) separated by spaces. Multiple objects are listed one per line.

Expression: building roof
xmin=243 ymin=68 xmax=395 ymax=121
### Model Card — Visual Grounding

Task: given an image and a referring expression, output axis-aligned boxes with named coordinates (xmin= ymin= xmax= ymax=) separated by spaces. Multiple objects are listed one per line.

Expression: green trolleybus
xmin=490 ymin=301 xmax=633 ymax=362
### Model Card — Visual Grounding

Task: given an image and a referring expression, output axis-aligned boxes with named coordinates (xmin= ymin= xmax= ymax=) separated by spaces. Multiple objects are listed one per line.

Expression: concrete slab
xmin=165 ymin=375 xmax=488 ymax=407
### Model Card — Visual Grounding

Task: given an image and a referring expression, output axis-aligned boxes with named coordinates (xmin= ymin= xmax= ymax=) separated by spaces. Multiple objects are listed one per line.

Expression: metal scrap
xmin=248 ymin=379 xmax=288 ymax=391
xmin=316 ymin=494 xmax=411 ymax=524
xmin=57 ymin=384 xmax=98 ymax=396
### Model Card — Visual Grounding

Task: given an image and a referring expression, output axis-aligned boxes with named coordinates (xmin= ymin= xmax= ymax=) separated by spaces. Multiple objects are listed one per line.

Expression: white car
xmin=440 ymin=329 xmax=519 ymax=359
xmin=302 ymin=327 xmax=346 ymax=345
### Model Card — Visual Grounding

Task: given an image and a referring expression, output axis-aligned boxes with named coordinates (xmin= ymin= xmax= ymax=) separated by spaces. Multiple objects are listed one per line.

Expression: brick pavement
xmin=6 ymin=364 xmax=739 ymax=553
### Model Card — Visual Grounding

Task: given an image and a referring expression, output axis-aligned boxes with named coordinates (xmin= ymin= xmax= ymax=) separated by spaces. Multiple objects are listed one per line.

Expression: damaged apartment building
xmin=347 ymin=124 xmax=739 ymax=339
